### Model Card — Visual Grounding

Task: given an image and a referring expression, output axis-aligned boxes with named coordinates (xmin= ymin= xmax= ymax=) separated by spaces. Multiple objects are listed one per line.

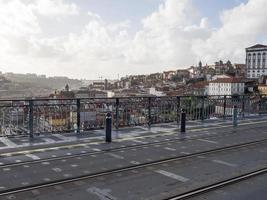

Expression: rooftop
xmin=210 ymin=77 xmax=244 ymax=83
xmin=247 ymin=44 xmax=267 ymax=49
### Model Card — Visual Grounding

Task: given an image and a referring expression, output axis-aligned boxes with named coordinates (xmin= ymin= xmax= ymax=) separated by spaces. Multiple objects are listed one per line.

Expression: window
xmin=257 ymin=53 xmax=261 ymax=68
xmin=263 ymin=52 xmax=266 ymax=68
xmin=253 ymin=53 xmax=256 ymax=68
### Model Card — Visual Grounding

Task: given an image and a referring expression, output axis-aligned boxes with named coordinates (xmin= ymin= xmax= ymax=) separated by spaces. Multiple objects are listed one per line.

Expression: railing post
xmin=148 ymin=97 xmax=152 ymax=129
xmin=223 ymin=95 xmax=227 ymax=120
xmin=242 ymin=95 xmax=245 ymax=118
xmin=176 ymin=96 xmax=181 ymax=125
xmin=76 ymin=99 xmax=80 ymax=133
xmin=201 ymin=96 xmax=205 ymax=121
xmin=259 ymin=95 xmax=262 ymax=116
xmin=233 ymin=105 xmax=238 ymax=127
xmin=115 ymin=98 xmax=119 ymax=130
xmin=28 ymin=100 xmax=34 ymax=139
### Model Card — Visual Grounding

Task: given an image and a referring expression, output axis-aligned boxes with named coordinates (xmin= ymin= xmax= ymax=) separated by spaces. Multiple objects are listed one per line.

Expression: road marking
xmin=87 ymin=187 xmax=117 ymax=200
xmin=52 ymin=168 xmax=62 ymax=172
xmin=198 ymin=139 xmax=218 ymax=144
xmin=155 ymin=170 xmax=189 ymax=182
xmin=53 ymin=134 xmax=75 ymax=141
xmin=180 ymin=152 xmax=190 ymax=155
xmin=132 ymin=140 xmax=147 ymax=144
xmin=130 ymin=161 xmax=140 ymax=165
xmin=42 ymin=138 xmax=56 ymax=143
xmin=0 ymin=138 xmax=17 ymax=147
xmin=212 ymin=159 xmax=237 ymax=167
xmin=109 ymin=153 xmax=124 ymax=160
xmin=3 ymin=168 xmax=10 ymax=171
xmin=41 ymin=162 xmax=50 ymax=165
xmin=31 ymin=189 xmax=40 ymax=195
xmin=25 ymin=154 xmax=40 ymax=160
xmin=164 ymin=147 xmax=177 ymax=151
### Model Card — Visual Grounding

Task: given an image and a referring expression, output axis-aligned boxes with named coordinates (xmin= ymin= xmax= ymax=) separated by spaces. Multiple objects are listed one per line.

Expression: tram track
xmin=0 ymin=137 xmax=267 ymax=197
xmin=0 ymin=125 xmax=267 ymax=169
xmin=165 ymin=167 xmax=267 ymax=200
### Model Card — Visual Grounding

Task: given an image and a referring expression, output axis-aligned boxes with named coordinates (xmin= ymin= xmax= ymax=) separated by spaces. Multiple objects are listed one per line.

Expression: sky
xmin=0 ymin=0 xmax=266 ymax=80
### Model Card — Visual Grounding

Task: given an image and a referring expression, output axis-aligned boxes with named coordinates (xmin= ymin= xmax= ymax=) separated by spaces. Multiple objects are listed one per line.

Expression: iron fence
xmin=0 ymin=95 xmax=266 ymax=137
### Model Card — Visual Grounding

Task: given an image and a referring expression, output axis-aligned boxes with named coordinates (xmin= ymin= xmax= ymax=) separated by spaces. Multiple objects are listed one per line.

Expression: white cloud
xmin=0 ymin=0 xmax=267 ymax=79
xmin=192 ymin=0 xmax=267 ymax=63
xmin=32 ymin=0 xmax=79 ymax=17
xmin=125 ymin=0 xmax=210 ymax=72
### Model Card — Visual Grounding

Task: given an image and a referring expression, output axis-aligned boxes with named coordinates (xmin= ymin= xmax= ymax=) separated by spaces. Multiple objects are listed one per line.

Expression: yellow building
xmin=258 ymin=85 xmax=267 ymax=95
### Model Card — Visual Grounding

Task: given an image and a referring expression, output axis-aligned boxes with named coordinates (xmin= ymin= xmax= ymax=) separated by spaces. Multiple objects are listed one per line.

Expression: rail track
xmin=166 ymin=167 xmax=267 ymax=200
xmin=0 ymin=138 xmax=266 ymax=197
xmin=0 ymin=125 xmax=267 ymax=169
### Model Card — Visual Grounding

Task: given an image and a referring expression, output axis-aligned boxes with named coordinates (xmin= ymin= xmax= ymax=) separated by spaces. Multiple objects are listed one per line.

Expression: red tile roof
xmin=210 ymin=78 xmax=244 ymax=83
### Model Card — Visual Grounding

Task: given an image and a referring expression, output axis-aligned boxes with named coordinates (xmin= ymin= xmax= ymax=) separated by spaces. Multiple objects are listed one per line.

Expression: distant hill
xmin=3 ymin=73 xmax=83 ymax=90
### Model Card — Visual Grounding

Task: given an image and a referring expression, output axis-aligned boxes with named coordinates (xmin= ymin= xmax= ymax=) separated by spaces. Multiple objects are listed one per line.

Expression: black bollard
xmin=106 ymin=112 xmax=112 ymax=142
xmin=180 ymin=109 xmax=186 ymax=133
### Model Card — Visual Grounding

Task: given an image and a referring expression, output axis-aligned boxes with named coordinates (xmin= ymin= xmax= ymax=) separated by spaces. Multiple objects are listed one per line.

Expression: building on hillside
xmin=208 ymin=78 xmax=245 ymax=96
xmin=176 ymin=70 xmax=190 ymax=81
xmin=258 ymin=84 xmax=267 ymax=95
xmin=191 ymin=81 xmax=209 ymax=96
xmin=246 ymin=44 xmax=267 ymax=79
xmin=233 ymin=64 xmax=246 ymax=78
xmin=163 ymin=71 xmax=176 ymax=81
xmin=214 ymin=60 xmax=234 ymax=75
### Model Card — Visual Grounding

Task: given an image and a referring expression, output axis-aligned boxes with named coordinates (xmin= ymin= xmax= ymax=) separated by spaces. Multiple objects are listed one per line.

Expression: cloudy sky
xmin=0 ymin=0 xmax=266 ymax=79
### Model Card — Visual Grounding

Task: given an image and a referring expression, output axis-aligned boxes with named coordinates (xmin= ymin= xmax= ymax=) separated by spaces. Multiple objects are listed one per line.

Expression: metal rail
xmin=166 ymin=168 xmax=267 ymax=200
xmin=0 ymin=138 xmax=267 ymax=197
xmin=1 ymin=95 xmax=267 ymax=137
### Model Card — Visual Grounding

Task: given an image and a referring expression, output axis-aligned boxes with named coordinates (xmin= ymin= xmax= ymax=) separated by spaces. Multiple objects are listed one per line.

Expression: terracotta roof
xmin=210 ymin=78 xmax=244 ymax=83
xmin=192 ymin=81 xmax=208 ymax=89
xmin=247 ymin=44 xmax=267 ymax=49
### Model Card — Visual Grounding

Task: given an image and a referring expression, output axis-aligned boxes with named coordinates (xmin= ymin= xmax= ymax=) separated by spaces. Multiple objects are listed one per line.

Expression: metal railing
xmin=0 ymin=95 xmax=266 ymax=137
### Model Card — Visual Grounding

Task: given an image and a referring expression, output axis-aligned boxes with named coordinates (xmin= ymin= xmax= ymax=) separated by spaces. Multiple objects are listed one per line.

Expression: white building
xmin=208 ymin=78 xmax=245 ymax=96
xmin=246 ymin=44 xmax=267 ymax=78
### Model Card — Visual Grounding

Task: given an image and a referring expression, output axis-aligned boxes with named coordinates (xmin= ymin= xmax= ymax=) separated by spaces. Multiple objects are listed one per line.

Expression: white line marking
xmin=52 ymin=168 xmax=62 ymax=172
xmin=212 ymin=159 xmax=237 ymax=167
xmin=130 ymin=161 xmax=140 ymax=165
xmin=164 ymin=147 xmax=177 ymax=151
xmin=198 ymin=139 xmax=218 ymax=144
xmin=43 ymin=138 xmax=56 ymax=143
xmin=0 ymin=138 xmax=17 ymax=147
xmin=155 ymin=170 xmax=189 ymax=182
xmin=25 ymin=154 xmax=40 ymax=160
xmin=132 ymin=140 xmax=147 ymax=144
xmin=87 ymin=187 xmax=117 ymax=200
xmin=92 ymin=148 xmax=101 ymax=152
xmin=109 ymin=153 xmax=124 ymax=160
xmin=180 ymin=152 xmax=190 ymax=155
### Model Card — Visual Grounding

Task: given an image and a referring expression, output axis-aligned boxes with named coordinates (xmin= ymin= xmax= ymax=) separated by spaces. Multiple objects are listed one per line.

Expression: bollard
xmin=180 ymin=109 xmax=186 ymax=133
xmin=233 ymin=105 xmax=238 ymax=127
xmin=106 ymin=112 xmax=112 ymax=142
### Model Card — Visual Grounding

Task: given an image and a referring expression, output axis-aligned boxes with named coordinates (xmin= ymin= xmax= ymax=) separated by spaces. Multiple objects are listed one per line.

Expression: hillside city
xmin=0 ymin=44 xmax=266 ymax=99
xmin=50 ymin=44 xmax=267 ymax=99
